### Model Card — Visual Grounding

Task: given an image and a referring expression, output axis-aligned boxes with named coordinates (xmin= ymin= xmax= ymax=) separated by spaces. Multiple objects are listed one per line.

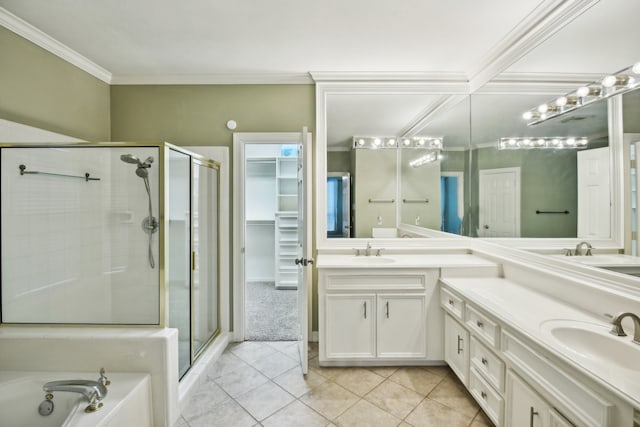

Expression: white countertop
xmin=440 ymin=276 xmax=640 ymax=409
xmin=316 ymin=253 xmax=499 ymax=269
xmin=550 ymin=254 xmax=640 ymax=267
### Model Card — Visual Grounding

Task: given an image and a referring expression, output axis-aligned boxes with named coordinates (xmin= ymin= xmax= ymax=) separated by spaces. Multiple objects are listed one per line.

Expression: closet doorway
xmin=233 ymin=131 xmax=312 ymax=371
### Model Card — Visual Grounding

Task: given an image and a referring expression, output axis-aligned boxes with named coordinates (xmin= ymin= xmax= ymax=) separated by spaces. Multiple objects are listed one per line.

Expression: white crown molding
xmin=468 ymin=0 xmax=600 ymax=92
xmin=400 ymin=94 xmax=469 ymax=137
xmin=0 ymin=7 xmax=112 ymax=84
xmin=310 ymin=71 xmax=468 ymax=84
xmin=111 ymin=72 xmax=314 ymax=85
xmin=475 ymin=72 xmax=602 ymax=94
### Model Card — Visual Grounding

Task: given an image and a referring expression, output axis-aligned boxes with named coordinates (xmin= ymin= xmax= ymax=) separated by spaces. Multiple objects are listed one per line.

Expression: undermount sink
xmin=350 ymin=256 xmax=396 ymax=264
xmin=540 ymin=319 xmax=640 ymax=371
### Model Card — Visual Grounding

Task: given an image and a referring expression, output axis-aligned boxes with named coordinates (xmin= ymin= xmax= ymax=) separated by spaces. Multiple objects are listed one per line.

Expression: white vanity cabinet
xmin=444 ymin=313 xmax=469 ymax=384
xmin=439 ymin=281 xmax=636 ymax=427
xmin=319 ymin=268 xmax=439 ymax=364
xmin=506 ymin=371 xmax=550 ymax=427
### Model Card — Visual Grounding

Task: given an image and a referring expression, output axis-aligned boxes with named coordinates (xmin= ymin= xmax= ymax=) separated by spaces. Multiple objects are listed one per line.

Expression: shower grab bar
xmin=19 ymin=164 xmax=100 ymax=181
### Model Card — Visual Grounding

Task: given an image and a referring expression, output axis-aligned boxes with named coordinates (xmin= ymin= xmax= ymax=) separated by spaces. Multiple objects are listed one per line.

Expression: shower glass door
xmin=167 ymin=149 xmax=192 ymax=377
xmin=192 ymin=159 xmax=220 ymax=357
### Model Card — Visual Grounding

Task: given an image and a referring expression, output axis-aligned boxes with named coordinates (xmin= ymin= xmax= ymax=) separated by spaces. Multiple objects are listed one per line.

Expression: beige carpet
xmin=245 ymin=281 xmax=299 ymax=341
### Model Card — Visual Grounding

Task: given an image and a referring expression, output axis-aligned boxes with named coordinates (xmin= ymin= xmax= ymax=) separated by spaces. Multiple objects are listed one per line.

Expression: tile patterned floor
xmin=174 ymin=341 xmax=495 ymax=427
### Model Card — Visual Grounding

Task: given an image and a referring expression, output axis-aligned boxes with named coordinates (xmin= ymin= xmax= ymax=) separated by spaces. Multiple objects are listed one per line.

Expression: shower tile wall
xmin=0 ymin=146 xmax=160 ymax=324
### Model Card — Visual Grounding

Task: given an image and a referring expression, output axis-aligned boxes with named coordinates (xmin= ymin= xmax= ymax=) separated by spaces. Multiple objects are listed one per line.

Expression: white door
xmin=444 ymin=314 xmax=469 ymax=385
xmin=377 ymin=294 xmax=426 ymax=358
xmin=296 ymin=127 xmax=312 ymax=373
xmin=506 ymin=371 xmax=549 ymax=427
xmin=325 ymin=294 xmax=376 ymax=359
xmin=479 ymin=168 xmax=521 ymax=237
xmin=577 ymin=147 xmax=610 ymax=239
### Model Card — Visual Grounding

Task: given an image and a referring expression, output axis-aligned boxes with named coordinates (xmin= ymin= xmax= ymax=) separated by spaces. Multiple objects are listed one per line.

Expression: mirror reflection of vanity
xmin=316 ymin=0 xmax=639 ymax=253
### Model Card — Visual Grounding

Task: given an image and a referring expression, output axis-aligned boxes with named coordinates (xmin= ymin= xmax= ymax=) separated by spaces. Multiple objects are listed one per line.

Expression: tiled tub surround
xmin=0 ymin=146 xmax=160 ymax=324
xmin=440 ymin=273 xmax=640 ymax=426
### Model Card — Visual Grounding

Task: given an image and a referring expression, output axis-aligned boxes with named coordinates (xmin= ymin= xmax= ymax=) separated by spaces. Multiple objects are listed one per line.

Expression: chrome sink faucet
xmin=574 ymin=241 xmax=593 ymax=256
xmin=365 ymin=241 xmax=372 ymax=256
xmin=610 ymin=312 xmax=640 ymax=344
xmin=43 ymin=368 xmax=110 ymax=412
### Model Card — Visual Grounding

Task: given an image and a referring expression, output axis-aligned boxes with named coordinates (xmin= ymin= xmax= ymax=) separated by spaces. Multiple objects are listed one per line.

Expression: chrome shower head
xmin=136 ymin=167 xmax=149 ymax=178
xmin=120 ymin=154 xmax=141 ymax=165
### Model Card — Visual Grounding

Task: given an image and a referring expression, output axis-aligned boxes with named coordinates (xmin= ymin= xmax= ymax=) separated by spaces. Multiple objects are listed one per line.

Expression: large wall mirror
xmin=315 ymin=0 xmax=639 ymax=250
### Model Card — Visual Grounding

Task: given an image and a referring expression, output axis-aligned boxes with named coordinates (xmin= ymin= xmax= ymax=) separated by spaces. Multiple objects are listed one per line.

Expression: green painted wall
xmin=0 ymin=27 xmax=110 ymax=141
xmin=110 ymin=85 xmax=314 ymax=145
xmin=470 ymin=147 xmax=579 ymax=237
xmin=327 ymin=150 xmax=351 ymax=173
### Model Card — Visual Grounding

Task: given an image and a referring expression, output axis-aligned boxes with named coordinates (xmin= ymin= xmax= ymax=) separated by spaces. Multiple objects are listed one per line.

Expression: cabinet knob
xmin=448 ymin=299 xmax=454 ymax=305
xmin=481 ymin=357 xmax=488 ymax=366
xmin=481 ymin=391 xmax=487 ymax=400
xmin=476 ymin=320 xmax=484 ymax=328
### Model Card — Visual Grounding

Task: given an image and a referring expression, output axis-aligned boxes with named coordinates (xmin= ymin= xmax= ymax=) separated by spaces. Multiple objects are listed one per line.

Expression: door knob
xmin=483 ymin=224 xmax=489 ymax=229
xmin=295 ymin=258 xmax=314 ymax=266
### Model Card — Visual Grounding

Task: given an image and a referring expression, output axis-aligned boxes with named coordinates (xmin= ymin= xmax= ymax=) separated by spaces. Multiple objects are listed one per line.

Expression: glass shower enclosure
xmin=0 ymin=142 xmax=220 ymax=379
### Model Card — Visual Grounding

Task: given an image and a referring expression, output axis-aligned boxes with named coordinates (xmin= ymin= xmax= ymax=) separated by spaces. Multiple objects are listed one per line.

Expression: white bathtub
xmin=0 ymin=371 xmax=152 ymax=427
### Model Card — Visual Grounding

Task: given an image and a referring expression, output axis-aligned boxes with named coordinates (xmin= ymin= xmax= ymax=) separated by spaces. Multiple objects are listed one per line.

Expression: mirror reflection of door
xmin=441 ymin=172 xmax=464 ymax=234
xmin=327 ymin=172 xmax=350 ymax=238
xmin=479 ymin=168 xmax=521 ymax=237
xmin=577 ymin=147 xmax=610 ymax=239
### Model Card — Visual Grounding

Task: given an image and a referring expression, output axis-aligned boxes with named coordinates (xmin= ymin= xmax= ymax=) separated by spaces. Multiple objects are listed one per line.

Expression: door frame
xmin=478 ymin=167 xmax=521 ymax=237
xmin=232 ymin=132 xmax=311 ymax=342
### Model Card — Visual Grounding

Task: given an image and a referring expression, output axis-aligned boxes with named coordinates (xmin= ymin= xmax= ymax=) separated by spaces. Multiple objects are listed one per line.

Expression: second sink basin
xmin=540 ymin=319 xmax=639 ymax=371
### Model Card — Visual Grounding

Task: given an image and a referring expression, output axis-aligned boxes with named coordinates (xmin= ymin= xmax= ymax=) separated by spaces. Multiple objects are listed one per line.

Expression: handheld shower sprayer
xmin=120 ymin=153 xmax=158 ymax=268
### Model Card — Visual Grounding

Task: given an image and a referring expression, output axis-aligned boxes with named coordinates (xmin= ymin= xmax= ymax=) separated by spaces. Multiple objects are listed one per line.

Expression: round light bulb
xmin=374 ymin=138 xmax=381 ymax=146
xmin=633 ymin=62 xmax=640 ymax=74
xmin=556 ymin=96 xmax=568 ymax=107
xmin=537 ymin=138 xmax=546 ymax=146
xmin=357 ymin=139 xmax=365 ymax=146
xmin=387 ymin=138 xmax=396 ymax=146
xmin=551 ymin=139 xmax=560 ymax=145
xmin=403 ymin=138 xmax=411 ymax=146
xmin=523 ymin=139 xmax=531 ymax=146
xmin=418 ymin=139 xmax=425 ymax=146
xmin=508 ymin=139 xmax=516 ymax=146
xmin=538 ymin=103 xmax=549 ymax=113
xmin=578 ymin=138 xmax=588 ymax=146
xmin=577 ymin=85 xmax=602 ymax=97
xmin=433 ymin=139 xmax=442 ymax=146
xmin=567 ymin=138 xmax=576 ymax=146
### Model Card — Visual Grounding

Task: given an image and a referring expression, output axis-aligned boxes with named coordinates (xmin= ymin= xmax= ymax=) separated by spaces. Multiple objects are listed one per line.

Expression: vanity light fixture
xmin=498 ymin=137 xmax=588 ymax=150
xmin=409 ymin=151 xmax=441 ymax=167
xmin=352 ymin=136 xmax=443 ymax=150
xmin=522 ymin=61 xmax=640 ymax=125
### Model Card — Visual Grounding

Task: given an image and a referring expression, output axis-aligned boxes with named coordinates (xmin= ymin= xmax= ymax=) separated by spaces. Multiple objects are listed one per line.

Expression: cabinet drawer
xmin=470 ymin=336 xmax=504 ymax=392
xmin=466 ymin=305 xmax=499 ymax=348
xmin=325 ymin=272 xmax=429 ymax=291
xmin=469 ymin=367 xmax=503 ymax=427
xmin=441 ymin=287 xmax=464 ymax=320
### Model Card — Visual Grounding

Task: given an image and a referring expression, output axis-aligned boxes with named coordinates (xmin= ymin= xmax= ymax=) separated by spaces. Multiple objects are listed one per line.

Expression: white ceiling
xmin=0 ymin=0 xmax=546 ymax=82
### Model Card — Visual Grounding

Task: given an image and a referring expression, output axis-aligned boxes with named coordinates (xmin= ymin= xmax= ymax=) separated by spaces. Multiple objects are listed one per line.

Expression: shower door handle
xmin=192 ymin=251 xmax=197 ymax=271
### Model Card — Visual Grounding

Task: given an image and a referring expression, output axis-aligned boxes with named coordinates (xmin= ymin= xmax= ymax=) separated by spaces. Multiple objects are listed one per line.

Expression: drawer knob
xmin=448 ymin=299 xmax=454 ymax=305
xmin=476 ymin=320 xmax=484 ymax=328
xmin=481 ymin=391 xmax=487 ymax=400
xmin=481 ymin=357 xmax=488 ymax=365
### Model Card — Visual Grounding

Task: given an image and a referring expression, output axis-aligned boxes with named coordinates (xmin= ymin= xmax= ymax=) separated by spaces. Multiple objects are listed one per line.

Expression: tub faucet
xmin=43 ymin=369 xmax=109 ymax=412
xmin=574 ymin=241 xmax=592 ymax=256
xmin=610 ymin=312 xmax=640 ymax=344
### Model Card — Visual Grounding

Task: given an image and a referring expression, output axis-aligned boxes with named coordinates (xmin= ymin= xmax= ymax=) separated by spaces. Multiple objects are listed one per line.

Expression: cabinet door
xmin=506 ymin=371 xmax=549 ymax=427
xmin=444 ymin=313 xmax=470 ymax=385
xmin=325 ymin=294 xmax=376 ymax=359
xmin=377 ymin=294 xmax=426 ymax=358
